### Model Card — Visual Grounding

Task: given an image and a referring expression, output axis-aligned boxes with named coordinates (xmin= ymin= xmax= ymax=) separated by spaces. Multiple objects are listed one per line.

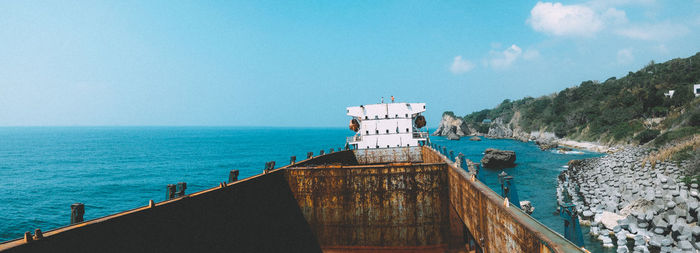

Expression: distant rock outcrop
xmin=480 ymin=148 xmax=516 ymax=168
xmin=469 ymin=136 xmax=482 ymax=141
xmin=487 ymin=118 xmax=512 ymax=138
xmin=433 ymin=113 xmax=470 ymax=139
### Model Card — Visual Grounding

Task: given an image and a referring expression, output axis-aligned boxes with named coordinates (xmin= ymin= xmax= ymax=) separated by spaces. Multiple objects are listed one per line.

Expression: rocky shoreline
xmin=433 ymin=113 xmax=615 ymax=153
xmin=557 ymin=147 xmax=697 ymax=252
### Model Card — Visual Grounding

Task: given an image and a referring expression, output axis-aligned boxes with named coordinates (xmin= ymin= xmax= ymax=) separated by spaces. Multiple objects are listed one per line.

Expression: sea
xmin=0 ymin=127 xmax=609 ymax=250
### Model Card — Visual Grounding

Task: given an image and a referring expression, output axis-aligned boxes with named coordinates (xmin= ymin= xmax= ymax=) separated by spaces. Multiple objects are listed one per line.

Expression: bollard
xmin=449 ymin=151 xmax=455 ymax=161
xmin=229 ymin=170 xmax=240 ymax=183
xmin=498 ymin=172 xmax=521 ymax=208
xmin=166 ymin=184 xmax=177 ymax=200
xmin=458 ymin=153 xmax=466 ymax=168
xmin=307 ymin=152 xmax=313 ymax=159
xmin=442 ymin=147 xmax=447 ymax=155
xmin=290 ymin=156 xmax=296 ymax=165
xmin=33 ymin=229 xmax=43 ymax=240
xmin=176 ymin=182 xmax=187 ymax=197
xmin=560 ymin=203 xmax=585 ymax=247
xmin=264 ymin=161 xmax=276 ymax=174
xmin=319 ymin=150 xmax=325 ymax=155
xmin=70 ymin=203 xmax=84 ymax=224
xmin=24 ymin=232 xmax=32 ymax=243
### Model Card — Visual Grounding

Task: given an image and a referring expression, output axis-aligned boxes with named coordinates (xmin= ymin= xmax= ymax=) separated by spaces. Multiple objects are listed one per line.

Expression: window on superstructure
xmin=375 ymin=130 xmax=379 ymax=134
xmin=385 ymin=115 xmax=388 ymax=119
xmin=375 ymin=115 xmax=378 ymax=119
xmin=385 ymin=129 xmax=389 ymax=133
xmin=396 ymin=127 xmax=399 ymax=133
xmin=395 ymin=114 xmax=398 ymax=118
xmin=406 ymin=128 xmax=409 ymax=133
xmin=366 ymin=130 xmax=369 ymax=134
xmin=365 ymin=116 xmax=368 ymax=120
xmin=405 ymin=114 xmax=408 ymax=118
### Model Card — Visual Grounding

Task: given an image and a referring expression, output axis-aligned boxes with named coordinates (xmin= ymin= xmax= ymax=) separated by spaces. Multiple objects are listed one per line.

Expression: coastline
xmin=556 ymin=139 xmax=616 ymax=153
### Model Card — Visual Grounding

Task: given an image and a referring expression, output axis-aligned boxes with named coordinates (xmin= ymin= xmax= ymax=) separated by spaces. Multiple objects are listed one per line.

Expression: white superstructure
xmin=346 ymin=102 xmax=429 ymax=149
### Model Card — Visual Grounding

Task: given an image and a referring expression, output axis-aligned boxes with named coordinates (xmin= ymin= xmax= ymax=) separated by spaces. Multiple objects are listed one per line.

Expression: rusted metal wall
xmin=284 ymin=163 xmax=450 ymax=250
xmin=292 ymin=150 xmax=360 ymax=167
xmin=423 ymin=146 xmax=584 ymax=253
xmin=352 ymin=146 xmax=423 ymax=164
xmin=0 ymin=170 xmax=322 ymax=253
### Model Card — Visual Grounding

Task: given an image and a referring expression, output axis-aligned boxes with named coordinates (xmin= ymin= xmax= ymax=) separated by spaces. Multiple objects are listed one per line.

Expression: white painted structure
xmin=694 ymin=84 xmax=700 ymax=97
xmin=346 ymin=102 xmax=429 ymax=149
xmin=664 ymin=90 xmax=675 ymax=98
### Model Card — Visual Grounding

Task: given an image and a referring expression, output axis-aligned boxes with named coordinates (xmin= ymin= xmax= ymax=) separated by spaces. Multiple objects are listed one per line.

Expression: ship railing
xmin=347 ymin=135 xmax=362 ymax=142
xmin=412 ymin=132 xmax=429 ymax=139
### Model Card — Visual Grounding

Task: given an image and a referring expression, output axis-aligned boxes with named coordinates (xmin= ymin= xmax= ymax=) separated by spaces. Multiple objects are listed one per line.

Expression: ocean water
xmin=431 ymin=136 xmax=612 ymax=251
xmin=0 ymin=127 xmax=605 ymax=250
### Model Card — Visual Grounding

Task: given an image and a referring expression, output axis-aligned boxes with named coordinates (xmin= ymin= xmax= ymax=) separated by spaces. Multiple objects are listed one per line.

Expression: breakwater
xmin=558 ymin=147 xmax=697 ymax=252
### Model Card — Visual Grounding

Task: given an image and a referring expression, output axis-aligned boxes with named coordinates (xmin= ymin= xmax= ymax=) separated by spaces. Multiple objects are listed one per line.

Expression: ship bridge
xmin=346 ymin=102 xmax=429 ymax=149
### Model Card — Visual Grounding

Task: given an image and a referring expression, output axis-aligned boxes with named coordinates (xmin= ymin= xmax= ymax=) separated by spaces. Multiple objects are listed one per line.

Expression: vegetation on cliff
xmin=452 ymin=52 xmax=700 ymax=147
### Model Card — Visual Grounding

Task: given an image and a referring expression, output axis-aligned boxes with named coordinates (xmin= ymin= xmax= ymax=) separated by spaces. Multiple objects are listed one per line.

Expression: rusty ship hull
xmin=0 ymin=146 xmax=582 ymax=253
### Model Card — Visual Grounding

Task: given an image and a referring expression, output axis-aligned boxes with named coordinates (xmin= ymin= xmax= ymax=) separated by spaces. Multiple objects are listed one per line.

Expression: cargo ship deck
xmin=0 ymin=146 xmax=582 ymax=253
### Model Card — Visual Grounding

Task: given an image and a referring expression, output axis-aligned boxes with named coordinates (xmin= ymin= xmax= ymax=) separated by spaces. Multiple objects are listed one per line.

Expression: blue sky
xmin=1 ymin=1 xmax=699 ymax=127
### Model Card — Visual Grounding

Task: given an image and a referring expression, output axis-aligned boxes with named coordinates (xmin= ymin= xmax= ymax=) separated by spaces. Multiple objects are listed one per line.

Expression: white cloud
xmin=615 ymin=22 xmax=690 ymax=41
xmin=523 ymin=49 xmax=541 ymax=60
xmin=449 ymin=56 xmax=475 ymax=74
xmin=602 ymin=8 xmax=628 ymax=25
xmin=528 ymin=1 xmax=689 ymax=42
xmin=616 ymin=48 xmax=634 ymax=64
xmin=528 ymin=2 xmax=604 ymax=37
xmin=488 ymin=44 xmax=523 ymax=68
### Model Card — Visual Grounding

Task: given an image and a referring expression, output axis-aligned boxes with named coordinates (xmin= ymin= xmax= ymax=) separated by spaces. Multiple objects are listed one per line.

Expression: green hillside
xmin=456 ymin=52 xmax=700 ymax=147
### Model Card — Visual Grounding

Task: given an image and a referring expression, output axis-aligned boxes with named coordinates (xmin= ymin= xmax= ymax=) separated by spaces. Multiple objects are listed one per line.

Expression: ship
xmin=0 ymin=102 xmax=584 ymax=253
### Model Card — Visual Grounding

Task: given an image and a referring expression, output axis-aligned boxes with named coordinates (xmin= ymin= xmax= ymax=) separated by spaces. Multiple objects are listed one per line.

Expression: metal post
xmin=228 ymin=170 xmax=239 ymax=183
xmin=560 ymin=203 xmax=585 ymax=247
xmin=70 ymin=203 xmax=84 ymax=224
xmin=498 ymin=172 xmax=521 ymax=208
xmin=176 ymin=182 xmax=187 ymax=197
xmin=442 ymin=147 xmax=447 ymax=155
xmin=474 ymin=163 xmax=482 ymax=181
xmin=166 ymin=184 xmax=176 ymax=200
xmin=458 ymin=153 xmax=466 ymax=168
xmin=449 ymin=150 xmax=455 ymax=161
xmin=33 ymin=229 xmax=43 ymax=240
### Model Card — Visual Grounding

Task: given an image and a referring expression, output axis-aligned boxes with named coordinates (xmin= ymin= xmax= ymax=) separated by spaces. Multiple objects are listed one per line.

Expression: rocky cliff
xmin=432 ymin=113 xmax=470 ymax=137
xmin=434 ymin=109 xmax=572 ymax=148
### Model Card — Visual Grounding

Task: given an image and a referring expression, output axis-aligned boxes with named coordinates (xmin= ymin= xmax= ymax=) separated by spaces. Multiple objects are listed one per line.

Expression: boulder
xmin=480 ymin=148 xmax=516 ymax=168
xmin=536 ymin=140 xmax=558 ymax=150
xmin=469 ymin=136 xmax=482 ymax=141
xmin=447 ymin=131 xmax=460 ymax=140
